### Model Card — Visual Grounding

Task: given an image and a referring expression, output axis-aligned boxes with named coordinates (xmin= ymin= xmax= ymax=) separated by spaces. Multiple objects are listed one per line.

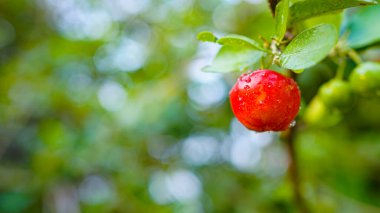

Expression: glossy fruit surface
xmin=229 ymin=70 xmax=301 ymax=132
xmin=319 ymin=79 xmax=353 ymax=109
xmin=349 ymin=62 xmax=380 ymax=96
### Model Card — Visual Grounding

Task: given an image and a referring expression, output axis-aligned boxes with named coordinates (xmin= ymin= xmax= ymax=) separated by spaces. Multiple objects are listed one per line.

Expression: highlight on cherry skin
xmin=229 ymin=70 xmax=301 ymax=132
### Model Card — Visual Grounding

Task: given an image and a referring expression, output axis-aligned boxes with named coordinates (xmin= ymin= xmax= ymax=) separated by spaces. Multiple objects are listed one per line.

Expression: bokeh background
xmin=1 ymin=0 xmax=380 ymax=212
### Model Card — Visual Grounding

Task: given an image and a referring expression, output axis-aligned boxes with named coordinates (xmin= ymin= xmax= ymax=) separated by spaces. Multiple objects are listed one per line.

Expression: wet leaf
xmin=280 ymin=24 xmax=338 ymax=70
xmin=275 ymin=0 xmax=289 ymax=41
xmin=202 ymin=46 xmax=265 ymax=73
xmin=217 ymin=35 xmax=266 ymax=51
xmin=289 ymin=0 xmax=378 ymax=23
xmin=197 ymin=31 xmax=217 ymax=42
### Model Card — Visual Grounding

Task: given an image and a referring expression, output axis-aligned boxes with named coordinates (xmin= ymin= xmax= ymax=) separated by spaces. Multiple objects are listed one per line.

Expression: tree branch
xmin=284 ymin=123 xmax=309 ymax=213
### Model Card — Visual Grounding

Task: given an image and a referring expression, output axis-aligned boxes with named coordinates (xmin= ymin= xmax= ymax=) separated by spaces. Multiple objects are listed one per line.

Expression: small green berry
xmin=319 ymin=79 xmax=353 ymax=110
xmin=349 ymin=62 xmax=380 ymax=97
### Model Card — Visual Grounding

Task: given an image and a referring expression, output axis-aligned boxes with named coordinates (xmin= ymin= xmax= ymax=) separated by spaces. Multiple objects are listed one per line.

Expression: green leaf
xmin=293 ymin=69 xmax=304 ymax=74
xmin=280 ymin=24 xmax=338 ymax=70
xmin=197 ymin=31 xmax=217 ymax=42
xmin=302 ymin=13 xmax=343 ymax=32
xmin=202 ymin=46 xmax=265 ymax=73
xmin=216 ymin=35 xmax=266 ymax=51
xmin=275 ymin=0 xmax=290 ymax=41
xmin=289 ymin=0 xmax=378 ymax=23
xmin=345 ymin=4 xmax=380 ymax=48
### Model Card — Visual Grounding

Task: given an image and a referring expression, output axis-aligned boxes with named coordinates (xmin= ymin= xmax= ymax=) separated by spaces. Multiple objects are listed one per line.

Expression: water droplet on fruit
xmin=244 ymin=85 xmax=250 ymax=90
xmin=289 ymin=120 xmax=296 ymax=128
xmin=238 ymin=97 xmax=242 ymax=101
xmin=244 ymin=78 xmax=251 ymax=83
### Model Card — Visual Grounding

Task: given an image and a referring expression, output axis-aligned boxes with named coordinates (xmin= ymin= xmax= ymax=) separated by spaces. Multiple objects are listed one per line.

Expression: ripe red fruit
xmin=229 ymin=70 xmax=301 ymax=132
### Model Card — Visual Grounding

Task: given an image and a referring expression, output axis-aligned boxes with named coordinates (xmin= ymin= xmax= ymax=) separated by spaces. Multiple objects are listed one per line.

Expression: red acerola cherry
xmin=229 ymin=70 xmax=301 ymax=132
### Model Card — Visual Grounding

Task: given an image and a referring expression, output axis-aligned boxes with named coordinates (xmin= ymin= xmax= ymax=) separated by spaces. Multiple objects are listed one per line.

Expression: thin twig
xmin=347 ymin=49 xmax=362 ymax=65
xmin=335 ymin=56 xmax=346 ymax=80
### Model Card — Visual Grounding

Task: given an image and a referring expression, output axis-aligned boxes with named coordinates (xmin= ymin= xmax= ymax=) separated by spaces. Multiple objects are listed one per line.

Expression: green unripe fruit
xmin=319 ymin=79 xmax=353 ymax=110
xmin=349 ymin=62 xmax=380 ymax=96
xmin=303 ymin=96 xmax=342 ymax=127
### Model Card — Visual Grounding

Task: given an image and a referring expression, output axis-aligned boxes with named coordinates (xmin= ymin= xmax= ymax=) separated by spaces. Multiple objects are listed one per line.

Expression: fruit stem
xmin=347 ymin=49 xmax=362 ymax=65
xmin=335 ymin=56 xmax=346 ymax=80
xmin=260 ymin=56 xmax=265 ymax=69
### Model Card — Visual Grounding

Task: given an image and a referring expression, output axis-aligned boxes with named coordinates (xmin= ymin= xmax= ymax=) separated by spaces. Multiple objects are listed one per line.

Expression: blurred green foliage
xmin=0 ymin=0 xmax=380 ymax=213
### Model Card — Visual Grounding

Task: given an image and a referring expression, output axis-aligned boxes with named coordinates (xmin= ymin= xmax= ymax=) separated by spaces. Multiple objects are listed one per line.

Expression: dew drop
xmin=289 ymin=120 xmax=296 ymax=128
xmin=238 ymin=97 xmax=243 ymax=101
xmin=244 ymin=78 xmax=251 ymax=83
xmin=244 ymin=85 xmax=250 ymax=90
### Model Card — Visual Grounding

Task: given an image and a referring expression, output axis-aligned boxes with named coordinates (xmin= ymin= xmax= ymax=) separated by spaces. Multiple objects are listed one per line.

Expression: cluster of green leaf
xmin=198 ymin=0 xmax=378 ymax=73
